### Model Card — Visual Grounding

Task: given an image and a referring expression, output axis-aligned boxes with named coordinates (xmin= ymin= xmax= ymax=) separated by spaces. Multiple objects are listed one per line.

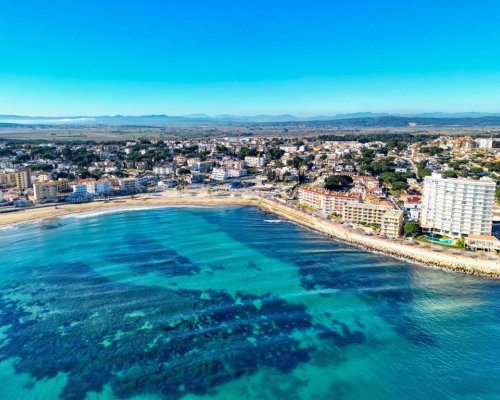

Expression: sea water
xmin=0 ymin=206 xmax=499 ymax=400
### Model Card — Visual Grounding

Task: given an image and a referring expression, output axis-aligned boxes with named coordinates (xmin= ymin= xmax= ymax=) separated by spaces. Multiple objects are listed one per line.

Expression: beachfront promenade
xmin=1 ymin=189 xmax=499 ymax=277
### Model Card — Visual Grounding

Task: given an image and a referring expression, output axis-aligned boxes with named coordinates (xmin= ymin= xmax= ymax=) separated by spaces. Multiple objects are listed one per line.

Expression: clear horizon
xmin=1 ymin=1 xmax=500 ymax=116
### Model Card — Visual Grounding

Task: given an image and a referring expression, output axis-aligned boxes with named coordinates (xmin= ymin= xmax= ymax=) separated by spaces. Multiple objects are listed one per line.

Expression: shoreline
xmin=1 ymin=192 xmax=499 ymax=278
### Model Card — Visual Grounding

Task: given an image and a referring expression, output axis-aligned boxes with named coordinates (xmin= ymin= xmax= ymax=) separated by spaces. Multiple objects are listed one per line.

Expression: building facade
xmin=244 ymin=156 xmax=266 ymax=168
xmin=298 ymin=186 xmax=360 ymax=214
xmin=380 ymin=210 xmax=404 ymax=238
xmin=342 ymin=202 xmax=402 ymax=238
xmin=0 ymin=168 xmax=32 ymax=190
xmin=33 ymin=181 xmax=58 ymax=202
xmin=211 ymin=168 xmax=229 ymax=181
xmin=465 ymin=235 xmax=500 ymax=252
xmin=119 ymin=178 xmax=139 ymax=193
xmin=420 ymin=173 xmax=495 ymax=237
xmin=342 ymin=202 xmax=394 ymax=225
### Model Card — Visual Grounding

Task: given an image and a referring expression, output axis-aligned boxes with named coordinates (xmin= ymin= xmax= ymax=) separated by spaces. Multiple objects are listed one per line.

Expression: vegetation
xmin=324 ymin=175 xmax=353 ymax=191
xmin=404 ymin=222 xmax=421 ymax=237
xmin=416 ymin=161 xmax=432 ymax=179
xmin=238 ymin=146 xmax=258 ymax=160
xmin=442 ymin=171 xmax=458 ymax=178
xmin=267 ymin=147 xmax=285 ymax=160
xmin=419 ymin=146 xmax=444 ymax=155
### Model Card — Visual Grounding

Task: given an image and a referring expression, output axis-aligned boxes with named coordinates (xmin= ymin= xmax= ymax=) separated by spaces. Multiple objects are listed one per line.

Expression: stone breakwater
xmin=0 ymin=193 xmax=499 ymax=278
xmin=253 ymin=197 xmax=500 ymax=278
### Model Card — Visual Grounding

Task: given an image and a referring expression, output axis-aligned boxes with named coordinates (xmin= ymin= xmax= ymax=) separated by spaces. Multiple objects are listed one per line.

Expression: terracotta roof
xmin=467 ymin=234 xmax=500 ymax=242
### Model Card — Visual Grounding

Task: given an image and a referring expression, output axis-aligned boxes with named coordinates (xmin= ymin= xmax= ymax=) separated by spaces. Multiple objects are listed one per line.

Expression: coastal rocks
xmin=253 ymin=198 xmax=500 ymax=278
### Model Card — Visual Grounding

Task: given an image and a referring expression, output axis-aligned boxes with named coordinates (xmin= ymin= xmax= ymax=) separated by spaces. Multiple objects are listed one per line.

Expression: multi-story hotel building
xmin=244 ymin=156 xmax=266 ymax=168
xmin=211 ymin=167 xmax=229 ymax=181
xmin=420 ymin=173 xmax=495 ymax=237
xmin=33 ymin=181 xmax=58 ymax=202
xmin=0 ymin=168 xmax=32 ymax=190
xmin=342 ymin=202 xmax=403 ymax=238
xmin=71 ymin=179 xmax=113 ymax=196
xmin=119 ymin=178 xmax=139 ymax=193
xmin=342 ymin=202 xmax=393 ymax=225
xmin=380 ymin=210 xmax=404 ymax=238
xmin=298 ymin=186 xmax=360 ymax=214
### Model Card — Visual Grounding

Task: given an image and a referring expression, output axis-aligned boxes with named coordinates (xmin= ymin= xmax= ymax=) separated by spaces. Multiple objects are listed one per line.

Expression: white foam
xmin=58 ymin=206 xmax=167 ymax=220
xmin=264 ymin=219 xmax=285 ymax=223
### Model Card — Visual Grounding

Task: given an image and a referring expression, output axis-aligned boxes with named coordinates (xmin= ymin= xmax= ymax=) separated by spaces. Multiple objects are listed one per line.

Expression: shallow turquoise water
xmin=0 ymin=206 xmax=499 ymax=400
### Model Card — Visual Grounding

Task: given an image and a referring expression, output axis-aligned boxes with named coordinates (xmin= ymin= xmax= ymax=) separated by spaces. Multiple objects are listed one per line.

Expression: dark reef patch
xmin=191 ymin=207 xmax=435 ymax=346
xmin=315 ymin=320 xmax=366 ymax=346
xmin=106 ymin=233 xmax=201 ymax=277
xmin=0 ymin=262 xmax=318 ymax=400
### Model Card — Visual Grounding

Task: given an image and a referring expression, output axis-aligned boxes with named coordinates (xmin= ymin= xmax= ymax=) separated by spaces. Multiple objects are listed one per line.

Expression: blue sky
xmin=1 ymin=0 xmax=499 ymax=116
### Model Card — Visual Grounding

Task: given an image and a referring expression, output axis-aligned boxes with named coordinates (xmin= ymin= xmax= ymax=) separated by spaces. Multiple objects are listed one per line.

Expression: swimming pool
xmin=425 ymin=236 xmax=457 ymax=245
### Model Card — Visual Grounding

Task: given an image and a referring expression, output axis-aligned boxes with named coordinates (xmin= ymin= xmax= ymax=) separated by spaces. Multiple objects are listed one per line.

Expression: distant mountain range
xmin=2 ymin=112 xmax=500 ymax=126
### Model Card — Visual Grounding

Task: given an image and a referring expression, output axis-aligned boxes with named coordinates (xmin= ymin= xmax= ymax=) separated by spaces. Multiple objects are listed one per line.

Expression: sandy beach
xmin=1 ymin=190 xmax=499 ymax=277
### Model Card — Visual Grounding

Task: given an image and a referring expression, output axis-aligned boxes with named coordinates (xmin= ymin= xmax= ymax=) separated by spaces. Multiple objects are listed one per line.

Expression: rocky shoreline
xmin=253 ymin=196 xmax=500 ymax=278
xmin=1 ymin=192 xmax=499 ymax=278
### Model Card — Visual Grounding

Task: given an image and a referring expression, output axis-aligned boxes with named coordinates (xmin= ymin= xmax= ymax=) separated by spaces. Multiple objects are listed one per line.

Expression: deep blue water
xmin=0 ymin=206 xmax=499 ymax=400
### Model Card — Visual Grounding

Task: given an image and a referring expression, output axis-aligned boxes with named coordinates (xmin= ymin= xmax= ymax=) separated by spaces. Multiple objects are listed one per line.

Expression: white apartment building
xmin=244 ymin=156 xmax=266 ymax=168
xmin=71 ymin=179 xmax=112 ymax=195
xmin=211 ymin=167 xmax=229 ymax=181
xmin=475 ymin=138 xmax=493 ymax=149
xmin=227 ymin=168 xmax=247 ymax=178
xmin=33 ymin=181 xmax=58 ymax=202
xmin=188 ymin=160 xmax=213 ymax=172
xmin=153 ymin=165 xmax=175 ymax=175
xmin=420 ymin=173 xmax=496 ymax=237
xmin=119 ymin=178 xmax=139 ymax=193
xmin=89 ymin=180 xmax=113 ymax=195
xmin=71 ymin=183 xmax=88 ymax=195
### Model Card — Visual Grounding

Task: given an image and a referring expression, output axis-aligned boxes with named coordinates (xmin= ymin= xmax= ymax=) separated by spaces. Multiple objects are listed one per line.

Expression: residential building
xmin=298 ymin=186 xmax=360 ymax=214
xmin=245 ymin=156 xmax=266 ymax=168
xmin=475 ymin=138 xmax=493 ymax=149
xmin=403 ymin=195 xmax=421 ymax=221
xmin=119 ymin=178 xmax=139 ymax=193
xmin=465 ymin=235 xmax=500 ymax=252
xmin=54 ymin=179 xmax=70 ymax=193
xmin=211 ymin=167 xmax=229 ymax=181
xmin=89 ymin=179 xmax=113 ymax=195
xmin=227 ymin=167 xmax=247 ymax=178
xmin=380 ymin=210 xmax=404 ymax=238
xmin=70 ymin=179 xmax=112 ymax=196
xmin=33 ymin=181 xmax=58 ymax=202
xmin=71 ymin=183 xmax=88 ymax=195
xmin=189 ymin=160 xmax=213 ymax=172
xmin=153 ymin=165 xmax=175 ymax=175
xmin=420 ymin=173 xmax=496 ymax=237
xmin=342 ymin=202 xmax=394 ymax=225
xmin=0 ymin=168 xmax=32 ymax=190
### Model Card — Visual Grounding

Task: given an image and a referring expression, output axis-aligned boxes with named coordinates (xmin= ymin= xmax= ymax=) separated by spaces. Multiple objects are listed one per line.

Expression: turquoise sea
xmin=0 ymin=206 xmax=499 ymax=400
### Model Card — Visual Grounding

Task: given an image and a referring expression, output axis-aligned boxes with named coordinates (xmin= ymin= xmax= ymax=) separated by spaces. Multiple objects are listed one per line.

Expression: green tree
xmin=176 ymin=167 xmax=191 ymax=175
xmin=469 ymin=167 xmax=484 ymax=178
xmin=404 ymin=222 xmax=421 ymax=237
xmin=238 ymin=146 xmax=258 ymax=160
xmin=442 ymin=170 xmax=458 ymax=178
xmin=267 ymin=148 xmax=285 ymax=160
xmin=324 ymin=175 xmax=353 ymax=191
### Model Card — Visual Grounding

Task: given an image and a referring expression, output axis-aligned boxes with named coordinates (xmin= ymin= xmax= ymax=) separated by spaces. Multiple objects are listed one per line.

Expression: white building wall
xmin=420 ymin=173 xmax=495 ymax=237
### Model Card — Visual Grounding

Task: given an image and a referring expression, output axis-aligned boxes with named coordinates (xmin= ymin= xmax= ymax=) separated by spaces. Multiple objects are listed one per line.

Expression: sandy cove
xmin=1 ymin=191 xmax=499 ymax=278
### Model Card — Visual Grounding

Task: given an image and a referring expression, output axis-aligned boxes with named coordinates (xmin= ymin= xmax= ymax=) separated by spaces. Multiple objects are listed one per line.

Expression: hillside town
xmin=1 ymin=134 xmax=499 ymax=252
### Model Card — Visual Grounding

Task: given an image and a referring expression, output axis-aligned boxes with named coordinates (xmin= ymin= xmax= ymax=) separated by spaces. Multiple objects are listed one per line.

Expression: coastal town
xmin=1 ymin=133 xmax=499 ymax=260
